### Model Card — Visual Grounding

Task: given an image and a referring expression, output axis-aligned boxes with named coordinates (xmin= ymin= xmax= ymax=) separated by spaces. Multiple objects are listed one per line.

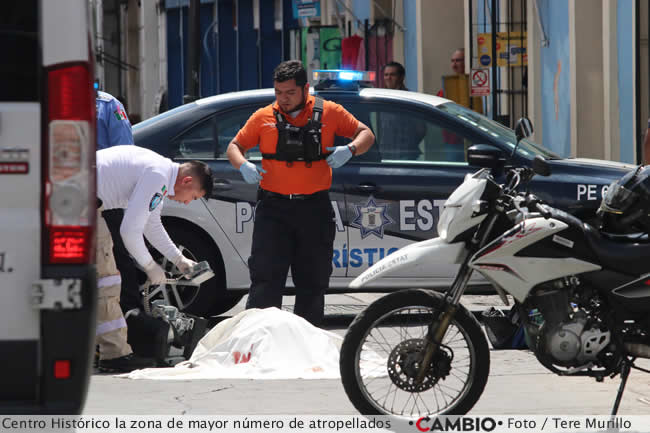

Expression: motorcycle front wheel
xmin=339 ymin=289 xmax=490 ymax=417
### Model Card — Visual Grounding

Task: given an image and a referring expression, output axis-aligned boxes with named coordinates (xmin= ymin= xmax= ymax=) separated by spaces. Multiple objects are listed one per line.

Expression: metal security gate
xmin=469 ymin=0 xmax=528 ymax=128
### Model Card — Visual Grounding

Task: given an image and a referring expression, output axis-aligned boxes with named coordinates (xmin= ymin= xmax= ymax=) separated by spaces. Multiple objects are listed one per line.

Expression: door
xmin=0 ymin=1 xmax=42 ymax=401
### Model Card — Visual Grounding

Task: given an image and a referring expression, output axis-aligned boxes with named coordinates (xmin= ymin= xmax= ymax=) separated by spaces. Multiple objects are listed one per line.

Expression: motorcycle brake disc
xmin=386 ymin=338 xmax=452 ymax=392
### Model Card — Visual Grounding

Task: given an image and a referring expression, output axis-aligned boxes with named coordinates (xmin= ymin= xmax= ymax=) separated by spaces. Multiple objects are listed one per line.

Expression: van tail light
xmin=44 ymin=64 xmax=96 ymax=264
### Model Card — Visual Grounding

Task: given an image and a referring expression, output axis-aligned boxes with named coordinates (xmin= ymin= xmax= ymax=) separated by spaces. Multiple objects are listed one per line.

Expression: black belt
xmin=258 ymin=189 xmax=329 ymax=201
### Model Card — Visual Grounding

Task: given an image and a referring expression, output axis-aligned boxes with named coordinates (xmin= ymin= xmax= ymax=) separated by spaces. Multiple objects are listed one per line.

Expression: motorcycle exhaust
xmin=624 ymin=343 xmax=650 ymax=359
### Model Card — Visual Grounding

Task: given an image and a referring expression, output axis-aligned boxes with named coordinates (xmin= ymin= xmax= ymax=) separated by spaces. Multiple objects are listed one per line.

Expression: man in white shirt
xmin=96 ymin=145 xmax=213 ymax=372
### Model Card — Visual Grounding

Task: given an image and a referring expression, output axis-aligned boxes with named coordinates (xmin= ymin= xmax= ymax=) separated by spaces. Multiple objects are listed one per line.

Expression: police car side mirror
xmin=467 ymin=144 xmax=505 ymax=169
xmin=532 ymin=155 xmax=551 ymax=177
xmin=514 ymin=117 xmax=534 ymax=143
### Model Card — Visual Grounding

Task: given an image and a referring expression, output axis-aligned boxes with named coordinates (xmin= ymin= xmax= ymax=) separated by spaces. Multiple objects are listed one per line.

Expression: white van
xmin=0 ymin=0 xmax=96 ymax=413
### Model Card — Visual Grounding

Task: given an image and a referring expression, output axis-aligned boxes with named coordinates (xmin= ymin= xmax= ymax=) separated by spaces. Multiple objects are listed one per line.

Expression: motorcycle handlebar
xmin=536 ymin=203 xmax=551 ymax=219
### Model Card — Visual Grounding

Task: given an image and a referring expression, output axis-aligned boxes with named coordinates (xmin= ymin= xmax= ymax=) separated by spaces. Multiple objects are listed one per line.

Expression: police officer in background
xmin=96 ymin=90 xmax=134 ymax=149
xmin=94 ymin=88 xmax=142 ymax=371
xmin=227 ymin=60 xmax=375 ymax=326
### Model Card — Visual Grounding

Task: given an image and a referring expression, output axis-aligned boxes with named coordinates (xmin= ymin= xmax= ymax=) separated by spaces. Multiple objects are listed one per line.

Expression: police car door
xmin=335 ymin=99 xmax=483 ymax=282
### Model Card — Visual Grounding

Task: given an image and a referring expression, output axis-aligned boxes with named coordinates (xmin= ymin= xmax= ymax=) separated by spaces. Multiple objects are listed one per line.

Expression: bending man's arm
xmin=119 ymin=170 xmax=171 ymax=267
xmin=142 ymin=206 xmax=183 ymax=265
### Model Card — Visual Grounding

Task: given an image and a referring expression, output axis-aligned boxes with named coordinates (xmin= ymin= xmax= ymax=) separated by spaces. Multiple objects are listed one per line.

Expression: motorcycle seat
xmin=583 ymin=224 xmax=650 ymax=276
xmin=600 ymin=232 xmax=649 ymax=243
xmin=543 ymin=208 xmax=649 ymax=276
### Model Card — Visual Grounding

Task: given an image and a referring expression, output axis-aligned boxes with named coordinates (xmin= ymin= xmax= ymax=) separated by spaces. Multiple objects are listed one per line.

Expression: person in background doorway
xmin=382 ymin=61 xmax=408 ymax=90
xmin=451 ymin=48 xmax=465 ymax=75
xmin=379 ymin=61 xmax=426 ymax=159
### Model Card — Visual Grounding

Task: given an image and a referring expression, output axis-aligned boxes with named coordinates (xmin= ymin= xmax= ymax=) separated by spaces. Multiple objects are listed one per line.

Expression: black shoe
xmin=98 ymin=353 xmax=156 ymax=373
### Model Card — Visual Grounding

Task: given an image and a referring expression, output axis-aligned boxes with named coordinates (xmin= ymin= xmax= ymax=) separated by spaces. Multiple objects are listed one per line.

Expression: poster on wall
xmin=292 ymin=0 xmax=321 ymax=19
xmin=301 ymin=26 xmax=342 ymax=83
xmin=477 ymin=32 xmax=527 ymax=67
xmin=470 ymin=68 xmax=490 ymax=96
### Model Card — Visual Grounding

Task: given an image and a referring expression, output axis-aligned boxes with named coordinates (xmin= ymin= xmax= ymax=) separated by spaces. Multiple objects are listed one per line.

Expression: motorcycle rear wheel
xmin=339 ymin=289 xmax=490 ymax=416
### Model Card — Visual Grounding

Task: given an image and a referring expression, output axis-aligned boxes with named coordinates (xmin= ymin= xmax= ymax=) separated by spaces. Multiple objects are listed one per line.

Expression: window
xmin=216 ymin=106 xmax=264 ymax=158
xmin=336 ymin=102 xmax=476 ymax=164
xmin=0 ymin=1 xmax=39 ymax=101
xmin=171 ymin=104 xmax=264 ymax=159
xmin=172 ymin=116 xmax=217 ymax=159
xmin=437 ymin=102 xmax=560 ymax=160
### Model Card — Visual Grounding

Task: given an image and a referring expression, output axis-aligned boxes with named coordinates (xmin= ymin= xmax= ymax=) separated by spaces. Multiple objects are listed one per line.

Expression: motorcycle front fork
xmin=416 ymin=260 xmax=474 ymax=384
xmin=415 ymin=212 xmax=499 ymax=384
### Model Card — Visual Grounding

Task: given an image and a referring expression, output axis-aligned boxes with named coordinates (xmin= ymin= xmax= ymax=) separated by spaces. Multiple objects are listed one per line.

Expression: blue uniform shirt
xmin=96 ymin=91 xmax=134 ymax=149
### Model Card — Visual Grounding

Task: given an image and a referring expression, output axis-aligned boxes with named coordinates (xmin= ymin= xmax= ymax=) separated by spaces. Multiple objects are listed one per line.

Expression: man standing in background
xmin=382 ymin=61 xmax=408 ymax=90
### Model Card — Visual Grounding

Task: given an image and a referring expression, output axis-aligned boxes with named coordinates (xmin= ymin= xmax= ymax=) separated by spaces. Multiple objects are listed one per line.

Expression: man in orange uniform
xmin=227 ymin=60 xmax=375 ymax=326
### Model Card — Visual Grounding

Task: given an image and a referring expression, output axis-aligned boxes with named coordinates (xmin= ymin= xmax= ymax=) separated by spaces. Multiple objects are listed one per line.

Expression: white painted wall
xmin=126 ymin=0 xmax=141 ymax=120
xmin=419 ymin=0 xmax=464 ymax=95
xmin=603 ymin=0 xmax=620 ymax=162
xmin=570 ymin=0 xmax=605 ymax=159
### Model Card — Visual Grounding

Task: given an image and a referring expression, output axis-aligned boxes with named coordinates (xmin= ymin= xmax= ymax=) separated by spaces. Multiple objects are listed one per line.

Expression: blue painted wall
xmin=618 ymin=0 xmax=635 ymax=163
xmin=403 ymin=0 xmax=417 ymax=91
xmin=539 ymin=0 xmax=571 ymax=157
xmin=238 ymin=0 xmax=259 ymax=90
xmin=167 ymin=0 xmax=289 ymax=108
xmin=260 ymin=0 xmax=283 ymax=88
xmin=167 ymin=2 xmax=217 ymax=108
xmin=217 ymin=0 xmax=237 ymax=95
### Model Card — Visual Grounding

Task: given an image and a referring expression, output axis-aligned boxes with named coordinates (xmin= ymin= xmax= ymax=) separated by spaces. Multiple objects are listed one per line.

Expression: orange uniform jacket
xmin=235 ymin=94 xmax=359 ymax=195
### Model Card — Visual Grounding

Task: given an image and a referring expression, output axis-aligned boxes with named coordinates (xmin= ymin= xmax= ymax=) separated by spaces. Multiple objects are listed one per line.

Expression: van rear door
xmin=0 ymin=0 xmax=97 ymax=414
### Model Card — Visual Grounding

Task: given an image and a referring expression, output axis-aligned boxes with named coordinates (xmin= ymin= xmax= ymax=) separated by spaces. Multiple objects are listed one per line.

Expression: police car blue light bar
xmin=313 ymin=70 xmax=376 ymax=83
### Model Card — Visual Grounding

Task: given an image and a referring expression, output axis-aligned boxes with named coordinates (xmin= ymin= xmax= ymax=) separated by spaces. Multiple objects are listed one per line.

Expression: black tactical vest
xmin=262 ymin=97 xmax=324 ymax=167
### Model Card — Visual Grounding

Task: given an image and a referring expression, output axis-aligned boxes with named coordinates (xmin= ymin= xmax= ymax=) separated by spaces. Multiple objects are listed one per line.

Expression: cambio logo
xmin=411 ymin=416 xmax=498 ymax=432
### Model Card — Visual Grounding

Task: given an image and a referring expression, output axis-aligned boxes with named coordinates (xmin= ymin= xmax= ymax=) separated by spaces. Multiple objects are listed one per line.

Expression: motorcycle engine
xmin=528 ymin=281 xmax=611 ymax=367
xmin=545 ymin=312 xmax=610 ymax=365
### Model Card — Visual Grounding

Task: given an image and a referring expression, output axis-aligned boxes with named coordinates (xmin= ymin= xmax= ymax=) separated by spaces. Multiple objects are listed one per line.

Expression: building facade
xmin=93 ymin=0 xmax=649 ymax=163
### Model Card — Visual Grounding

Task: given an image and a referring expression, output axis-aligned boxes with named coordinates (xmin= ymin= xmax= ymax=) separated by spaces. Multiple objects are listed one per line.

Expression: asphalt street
xmin=83 ymin=293 xmax=650 ymax=416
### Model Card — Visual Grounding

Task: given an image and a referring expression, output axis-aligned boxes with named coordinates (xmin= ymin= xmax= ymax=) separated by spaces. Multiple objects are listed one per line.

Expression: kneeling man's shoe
xmin=98 ymin=353 xmax=155 ymax=373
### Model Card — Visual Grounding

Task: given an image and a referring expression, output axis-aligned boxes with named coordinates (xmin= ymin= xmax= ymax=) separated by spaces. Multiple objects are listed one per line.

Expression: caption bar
xmin=0 ymin=415 xmax=645 ymax=433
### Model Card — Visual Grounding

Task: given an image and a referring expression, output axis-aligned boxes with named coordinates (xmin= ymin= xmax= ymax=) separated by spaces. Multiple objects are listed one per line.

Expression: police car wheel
xmin=154 ymin=223 xmax=244 ymax=317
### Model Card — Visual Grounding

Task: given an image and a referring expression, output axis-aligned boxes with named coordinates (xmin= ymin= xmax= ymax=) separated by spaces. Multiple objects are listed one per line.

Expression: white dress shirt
xmin=97 ymin=145 xmax=182 ymax=267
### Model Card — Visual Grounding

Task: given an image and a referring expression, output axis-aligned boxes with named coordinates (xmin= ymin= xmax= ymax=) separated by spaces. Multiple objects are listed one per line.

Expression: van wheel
xmin=151 ymin=224 xmax=244 ymax=317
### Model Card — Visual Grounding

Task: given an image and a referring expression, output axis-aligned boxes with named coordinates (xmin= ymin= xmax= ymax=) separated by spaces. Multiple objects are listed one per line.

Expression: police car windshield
xmin=437 ymin=102 xmax=559 ymax=160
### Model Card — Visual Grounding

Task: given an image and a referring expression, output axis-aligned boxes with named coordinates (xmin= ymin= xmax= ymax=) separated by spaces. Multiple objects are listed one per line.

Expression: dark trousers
xmin=101 ymin=209 xmax=142 ymax=313
xmin=246 ymin=193 xmax=335 ymax=327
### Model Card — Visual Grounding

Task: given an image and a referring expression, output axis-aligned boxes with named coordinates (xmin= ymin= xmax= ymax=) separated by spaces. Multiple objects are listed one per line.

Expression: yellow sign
xmin=441 ymin=74 xmax=484 ymax=114
xmin=477 ymin=32 xmax=527 ymax=67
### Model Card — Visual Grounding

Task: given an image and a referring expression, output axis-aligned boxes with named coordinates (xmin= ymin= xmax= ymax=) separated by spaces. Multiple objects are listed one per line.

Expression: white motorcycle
xmin=339 ymin=118 xmax=650 ymax=417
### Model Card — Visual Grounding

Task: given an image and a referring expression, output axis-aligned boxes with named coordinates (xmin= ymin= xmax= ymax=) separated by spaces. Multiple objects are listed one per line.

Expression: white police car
xmin=134 ymin=70 xmax=636 ymax=317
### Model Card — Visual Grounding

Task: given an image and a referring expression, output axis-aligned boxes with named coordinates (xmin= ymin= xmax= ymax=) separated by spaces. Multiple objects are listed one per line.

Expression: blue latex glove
xmin=326 ymin=146 xmax=353 ymax=168
xmin=239 ymin=161 xmax=266 ymax=184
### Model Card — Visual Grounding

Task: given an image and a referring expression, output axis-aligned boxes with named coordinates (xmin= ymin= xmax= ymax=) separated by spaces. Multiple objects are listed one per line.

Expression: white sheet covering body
xmin=123 ymin=308 xmax=346 ymax=380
